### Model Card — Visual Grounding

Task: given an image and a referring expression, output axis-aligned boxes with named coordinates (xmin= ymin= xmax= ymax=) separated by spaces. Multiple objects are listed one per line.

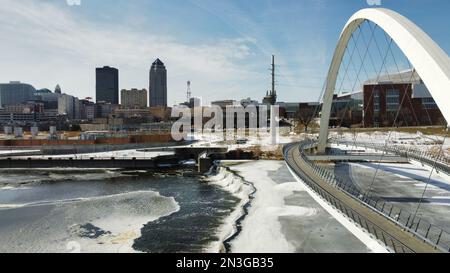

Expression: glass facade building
xmin=149 ymin=59 xmax=167 ymax=107
xmin=0 ymin=82 xmax=36 ymax=107
xmin=96 ymin=66 xmax=119 ymax=104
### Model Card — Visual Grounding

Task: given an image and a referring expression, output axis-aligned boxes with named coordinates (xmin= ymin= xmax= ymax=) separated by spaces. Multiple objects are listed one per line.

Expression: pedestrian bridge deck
xmin=307 ymin=154 xmax=409 ymax=163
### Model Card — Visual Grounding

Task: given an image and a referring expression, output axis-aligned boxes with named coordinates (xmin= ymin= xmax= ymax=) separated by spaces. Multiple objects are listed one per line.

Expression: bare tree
xmin=296 ymin=107 xmax=316 ymax=133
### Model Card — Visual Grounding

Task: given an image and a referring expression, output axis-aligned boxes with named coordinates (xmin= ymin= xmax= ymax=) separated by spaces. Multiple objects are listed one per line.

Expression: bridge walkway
xmin=284 ymin=143 xmax=440 ymax=253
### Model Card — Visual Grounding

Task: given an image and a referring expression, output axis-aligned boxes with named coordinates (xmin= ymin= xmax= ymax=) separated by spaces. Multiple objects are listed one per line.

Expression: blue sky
xmin=0 ymin=0 xmax=448 ymax=105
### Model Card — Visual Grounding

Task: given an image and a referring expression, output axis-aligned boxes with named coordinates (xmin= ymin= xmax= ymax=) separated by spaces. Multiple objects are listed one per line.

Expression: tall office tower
xmin=96 ymin=66 xmax=119 ymax=104
xmin=149 ymin=59 xmax=167 ymax=107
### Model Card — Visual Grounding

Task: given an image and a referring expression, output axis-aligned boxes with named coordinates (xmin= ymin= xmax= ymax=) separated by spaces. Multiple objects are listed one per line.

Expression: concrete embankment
xmin=0 ymin=141 xmax=190 ymax=157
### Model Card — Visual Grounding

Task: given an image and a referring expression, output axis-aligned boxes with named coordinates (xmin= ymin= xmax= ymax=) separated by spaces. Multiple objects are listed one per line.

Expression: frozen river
xmin=0 ymin=169 xmax=241 ymax=253
xmin=225 ymin=161 xmax=382 ymax=253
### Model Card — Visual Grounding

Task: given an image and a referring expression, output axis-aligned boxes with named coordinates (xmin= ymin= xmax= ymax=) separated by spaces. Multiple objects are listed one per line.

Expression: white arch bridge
xmin=284 ymin=8 xmax=450 ymax=253
xmin=318 ymin=8 xmax=450 ymax=153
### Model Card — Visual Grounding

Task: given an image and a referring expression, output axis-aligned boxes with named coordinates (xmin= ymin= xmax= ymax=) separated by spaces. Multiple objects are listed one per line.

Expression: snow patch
xmin=285 ymin=164 xmax=388 ymax=253
xmin=227 ymin=161 xmax=316 ymax=253
xmin=203 ymin=166 xmax=254 ymax=253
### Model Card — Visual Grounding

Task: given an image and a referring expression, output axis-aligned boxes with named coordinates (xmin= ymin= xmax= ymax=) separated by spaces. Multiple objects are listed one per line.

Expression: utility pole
xmin=271 ymin=55 xmax=276 ymax=97
xmin=262 ymin=54 xmax=277 ymax=105
xmin=270 ymin=55 xmax=279 ymax=144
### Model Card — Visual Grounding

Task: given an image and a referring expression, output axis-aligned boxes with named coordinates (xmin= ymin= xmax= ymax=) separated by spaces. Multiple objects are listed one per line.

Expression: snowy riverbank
xmin=203 ymin=164 xmax=254 ymax=253
xmin=209 ymin=160 xmax=385 ymax=253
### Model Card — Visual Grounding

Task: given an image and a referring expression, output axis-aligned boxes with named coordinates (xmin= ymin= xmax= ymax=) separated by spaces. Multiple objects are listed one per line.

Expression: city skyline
xmin=0 ymin=1 xmax=450 ymax=257
xmin=0 ymin=0 xmax=449 ymax=105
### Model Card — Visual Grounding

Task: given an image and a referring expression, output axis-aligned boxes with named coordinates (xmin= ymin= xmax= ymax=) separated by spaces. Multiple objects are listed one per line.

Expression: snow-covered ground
xmin=226 ymin=161 xmax=294 ymax=252
xmin=331 ymin=130 xmax=447 ymax=145
xmin=220 ymin=160 xmax=384 ymax=253
xmin=0 ymin=169 xmax=132 ymax=188
xmin=3 ymin=128 xmax=447 ymax=252
xmin=285 ymin=165 xmax=388 ymax=253
xmin=328 ymin=143 xmax=383 ymax=154
xmin=330 ymin=130 xmax=450 ymax=160
xmin=204 ymin=165 xmax=254 ymax=252
xmin=14 ymin=149 xmax=173 ymax=160
xmin=351 ymin=159 xmax=450 ymax=202
xmin=0 ymin=150 xmax=40 ymax=156
xmin=189 ymin=131 xmax=302 ymax=152
xmin=330 ymin=141 xmax=450 ymax=196
xmin=190 ymin=129 xmax=450 ymax=159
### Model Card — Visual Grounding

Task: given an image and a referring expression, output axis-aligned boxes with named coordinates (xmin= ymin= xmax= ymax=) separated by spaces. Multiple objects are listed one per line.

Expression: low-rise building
xmin=149 ymin=106 xmax=172 ymax=122
xmin=34 ymin=88 xmax=61 ymax=110
xmin=363 ymin=70 xmax=445 ymax=127
xmin=95 ymin=102 xmax=119 ymax=119
xmin=79 ymin=99 xmax=95 ymax=121
xmin=329 ymin=92 xmax=363 ymax=127
xmin=211 ymin=100 xmax=239 ymax=109
xmin=112 ymin=108 xmax=153 ymax=120
xmin=1 ymin=102 xmax=44 ymax=114
xmin=240 ymin=98 xmax=259 ymax=107
xmin=58 ymin=94 xmax=80 ymax=120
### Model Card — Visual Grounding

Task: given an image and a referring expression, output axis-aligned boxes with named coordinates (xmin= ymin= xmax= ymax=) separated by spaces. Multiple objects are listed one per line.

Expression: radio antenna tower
xmin=271 ymin=55 xmax=276 ymax=98
xmin=262 ymin=55 xmax=277 ymax=105
xmin=186 ymin=81 xmax=192 ymax=102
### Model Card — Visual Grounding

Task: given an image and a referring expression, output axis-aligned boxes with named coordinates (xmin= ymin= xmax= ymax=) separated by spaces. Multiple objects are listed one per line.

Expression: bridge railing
xmin=285 ymin=139 xmax=450 ymax=252
xmin=284 ymin=141 xmax=414 ymax=253
xmin=330 ymin=139 xmax=450 ymax=175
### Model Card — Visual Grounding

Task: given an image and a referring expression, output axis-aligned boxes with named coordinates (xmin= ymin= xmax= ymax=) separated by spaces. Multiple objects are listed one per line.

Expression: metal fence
xmin=284 ymin=142 xmax=413 ymax=253
xmin=284 ymin=140 xmax=450 ymax=252
xmin=330 ymin=139 xmax=450 ymax=176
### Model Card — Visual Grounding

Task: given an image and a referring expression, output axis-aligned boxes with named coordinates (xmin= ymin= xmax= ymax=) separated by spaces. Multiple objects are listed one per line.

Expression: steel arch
xmin=318 ymin=8 xmax=450 ymax=153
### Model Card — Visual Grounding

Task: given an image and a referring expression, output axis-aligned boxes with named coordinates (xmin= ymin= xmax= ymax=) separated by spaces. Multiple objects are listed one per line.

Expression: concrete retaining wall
xmin=0 ymin=133 xmax=174 ymax=147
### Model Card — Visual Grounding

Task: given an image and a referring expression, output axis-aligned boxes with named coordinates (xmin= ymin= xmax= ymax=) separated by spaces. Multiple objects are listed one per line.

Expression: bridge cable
xmin=323 ymin=27 xmax=363 ymax=130
xmin=343 ymin=24 xmax=409 ymax=197
xmin=365 ymin=40 xmax=419 ymax=200
xmin=412 ymin=132 xmax=449 ymax=221
xmin=382 ymin=31 xmax=420 ymax=127
xmin=328 ymin=24 xmax=367 ymax=141
xmin=313 ymin=22 xmax=368 ymax=139
xmin=342 ymin=22 xmax=393 ymax=142
xmin=365 ymin=29 xmax=443 ymax=203
xmin=348 ymin=22 xmax=390 ymax=149
xmin=335 ymin=23 xmax=376 ymax=149
xmin=335 ymin=22 xmax=379 ymax=139
xmin=380 ymin=29 xmax=444 ymax=162
xmin=331 ymin=21 xmax=412 ymax=201
xmin=340 ymin=24 xmax=405 ymax=199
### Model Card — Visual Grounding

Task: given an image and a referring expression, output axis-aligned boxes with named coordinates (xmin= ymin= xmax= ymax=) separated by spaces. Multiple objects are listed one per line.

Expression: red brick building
xmin=363 ymin=70 xmax=446 ymax=127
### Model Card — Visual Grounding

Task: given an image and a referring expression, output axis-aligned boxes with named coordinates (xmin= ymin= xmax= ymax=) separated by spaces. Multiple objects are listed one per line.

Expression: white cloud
xmin=66 ymin=0 xmax=81 ymax=6
xmin=0 ymin=0 xmax=263 ymax=104
xmin=188 ymin=0 xmax=330 ymax=102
